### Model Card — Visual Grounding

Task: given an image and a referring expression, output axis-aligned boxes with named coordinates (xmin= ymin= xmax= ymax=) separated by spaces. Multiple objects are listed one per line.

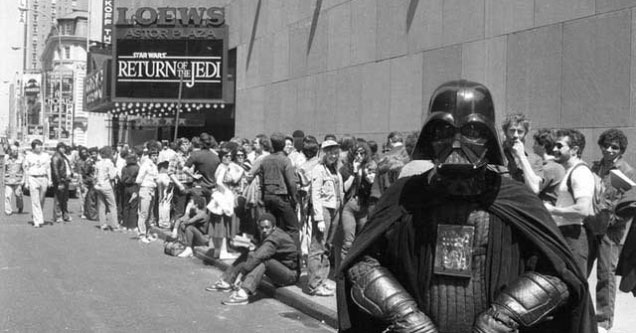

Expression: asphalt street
xmin=0 ymin=197 xmax=335 ymax=333
xmin=2 ymin=196 xmax=636 ymax=332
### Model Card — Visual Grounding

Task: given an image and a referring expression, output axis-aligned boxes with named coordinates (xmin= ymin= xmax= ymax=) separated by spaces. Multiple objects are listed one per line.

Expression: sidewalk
xmin=150 ymin=226 xmax=338 ymax=329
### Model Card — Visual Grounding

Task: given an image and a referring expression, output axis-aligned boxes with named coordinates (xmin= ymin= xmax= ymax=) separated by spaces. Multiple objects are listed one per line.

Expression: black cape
xmin=615 ymin=188 xmax=636 ymax=296
xmin=337 ymin=170 xmax=596 ymax=333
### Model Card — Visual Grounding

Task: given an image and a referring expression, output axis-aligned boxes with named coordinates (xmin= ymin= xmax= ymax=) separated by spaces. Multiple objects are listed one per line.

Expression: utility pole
xmin=57 ymin=25 xmax=63 ymax=142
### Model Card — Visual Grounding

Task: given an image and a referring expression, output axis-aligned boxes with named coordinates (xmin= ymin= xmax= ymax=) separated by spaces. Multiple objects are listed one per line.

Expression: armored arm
xmin=347 ymin=256 xmax=438 ymax=333
xmin=473 ymin=272 xmax=570 ymax=333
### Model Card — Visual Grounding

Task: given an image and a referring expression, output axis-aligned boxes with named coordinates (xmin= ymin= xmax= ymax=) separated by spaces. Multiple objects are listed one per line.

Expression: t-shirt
xmin=538 ymin=159 xmax=566 ymax=205
xmin=185 ymin=149 xmax=220 ymax=189
xmin=553 ymin=162 xmax=594 ymax=227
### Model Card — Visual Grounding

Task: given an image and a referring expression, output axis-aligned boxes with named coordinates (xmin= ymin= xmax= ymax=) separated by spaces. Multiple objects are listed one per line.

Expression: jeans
xmin=180 ymin=223 xmax=209 ymax=248
xmin=263 ymin=194 xmax=299 ymax=244
xmin=221 ymin=252 xmax=298 ymax=294
xmin=307 ymin=207 xmax=339 ymax=292
xmin=171 ymin=184 xmax=191 ymax=221
xmin=137 ymin=186 xmax=156 ymax=236
xmin=558 ymin=224 xmax=589 ymax=275
xmin=53 ymin=181 xmax=70 ymax=221
xmin=83 ymin=185 xmax=98 ymax=220
xmin=122 ymin=185 xmax=139 ymax=229
xmin=4 ymin=184 xmax=24 ymax=215
xmin=28 ymin=176 xmax=48 ymax=226
xmin=339 ymin=197 xmax=368 ymax=262
xmin=587 ymin=231 xmax=623 ymax=329
xmin=95 ymin=185 xmax=119 ymax=229
xmin=78 ymin=183 xmax=88 ymax=215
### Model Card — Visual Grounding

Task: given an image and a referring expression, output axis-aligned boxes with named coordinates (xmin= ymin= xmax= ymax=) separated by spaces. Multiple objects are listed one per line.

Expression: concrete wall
xmin=225 ymin=0 xmax=636 ymax=166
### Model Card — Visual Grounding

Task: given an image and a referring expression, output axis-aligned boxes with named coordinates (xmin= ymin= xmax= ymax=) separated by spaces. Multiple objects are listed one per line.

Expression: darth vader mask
xmin=412 ymin=80 xmax=504 ymax=177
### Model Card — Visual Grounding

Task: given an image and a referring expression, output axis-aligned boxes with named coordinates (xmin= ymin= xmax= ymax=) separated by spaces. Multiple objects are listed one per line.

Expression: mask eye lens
xmin=431 ymin=123 xmax=455 ymax=140
xmin=461 ymin=123 xmax=488 ymax=140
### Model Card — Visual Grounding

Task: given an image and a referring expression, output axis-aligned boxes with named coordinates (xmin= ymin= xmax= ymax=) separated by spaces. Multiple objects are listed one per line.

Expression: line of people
xmin=501 ymin=114 xmax=635 ymax=333
xmin=2 ymin=130 xmax=420 ymax=306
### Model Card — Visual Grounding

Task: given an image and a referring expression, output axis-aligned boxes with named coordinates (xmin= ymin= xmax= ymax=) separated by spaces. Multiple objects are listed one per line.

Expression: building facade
xmin=20 ymin=0 xmax=88 ymax=72
xmin=87 ymin=1 xmax=636 ymax=167
xmin=40 ymin=11 xmax=90 ymax=146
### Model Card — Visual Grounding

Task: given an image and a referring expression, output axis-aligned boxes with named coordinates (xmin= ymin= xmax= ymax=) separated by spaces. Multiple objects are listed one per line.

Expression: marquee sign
xmin=112 ymin=6 xmax=228 ymax=103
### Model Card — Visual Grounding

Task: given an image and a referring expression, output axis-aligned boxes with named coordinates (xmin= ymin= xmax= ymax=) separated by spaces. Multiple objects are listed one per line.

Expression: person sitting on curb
xmin=173 ymin=195 xmax=210 ymax=258
xmin=205 ymin=213 xmax=299 ymax=305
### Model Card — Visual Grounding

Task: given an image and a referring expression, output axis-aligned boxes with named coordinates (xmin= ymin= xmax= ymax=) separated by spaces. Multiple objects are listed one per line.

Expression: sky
xmin=0 ymin=0 xmax=24 ymax=137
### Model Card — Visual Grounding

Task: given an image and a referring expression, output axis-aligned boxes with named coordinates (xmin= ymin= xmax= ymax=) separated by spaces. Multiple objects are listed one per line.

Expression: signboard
xmin=103 ymin=0 xmax=114 ymax=44
xmin=134 ymin=117 xmax=205 ymax=127
xmin=45 ymin=72 xmax=74 ymax=140
xmin=84 ymin=61 xmax=112 ymax=112
xmin=27 ymin=125 xmax=43 ymax=136
xmin=112 ymin=6 xmax=228 ymax=103
xmin=22 ymin=73 xmax=42 ymax=126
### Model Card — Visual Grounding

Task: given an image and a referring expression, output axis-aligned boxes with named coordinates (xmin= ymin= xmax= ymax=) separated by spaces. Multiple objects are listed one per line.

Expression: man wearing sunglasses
xmin=589 ymin=129 xmax=635 ymax=333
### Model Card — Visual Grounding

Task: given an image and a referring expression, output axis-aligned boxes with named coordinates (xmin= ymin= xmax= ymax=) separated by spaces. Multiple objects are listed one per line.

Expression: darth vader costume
xmin=336 ymin=80 xmax=596 ymax=333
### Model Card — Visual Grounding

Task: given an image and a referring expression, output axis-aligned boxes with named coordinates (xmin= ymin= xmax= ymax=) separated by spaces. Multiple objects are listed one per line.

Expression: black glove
xmin=473 ymin=307 xmax=518 ymax=333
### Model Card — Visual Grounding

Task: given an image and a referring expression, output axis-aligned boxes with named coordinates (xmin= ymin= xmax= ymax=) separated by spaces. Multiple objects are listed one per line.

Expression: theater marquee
xmin=112 ymin=6 xmax=228 ymax=103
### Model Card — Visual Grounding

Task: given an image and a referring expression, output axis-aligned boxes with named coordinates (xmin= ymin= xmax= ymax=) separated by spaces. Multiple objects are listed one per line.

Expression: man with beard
xmin=337 ymin=80 xmax=595 ymax=333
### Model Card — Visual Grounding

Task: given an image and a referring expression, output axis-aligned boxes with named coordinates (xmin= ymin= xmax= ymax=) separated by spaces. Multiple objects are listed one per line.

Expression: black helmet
xmin=412 ymin=80 xmax=504 ymax=174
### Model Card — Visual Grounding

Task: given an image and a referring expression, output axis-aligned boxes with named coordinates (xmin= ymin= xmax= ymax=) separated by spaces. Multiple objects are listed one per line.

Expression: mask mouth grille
xmin=444 ymin=150 xmax=470 ymax=164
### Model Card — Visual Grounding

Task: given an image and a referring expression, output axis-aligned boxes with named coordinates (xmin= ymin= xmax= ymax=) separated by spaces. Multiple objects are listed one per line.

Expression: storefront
xmin=85 ymin=4 xmax=235 ymax=146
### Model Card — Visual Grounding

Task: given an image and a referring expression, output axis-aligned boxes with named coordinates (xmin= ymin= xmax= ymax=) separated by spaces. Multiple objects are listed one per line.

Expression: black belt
xmin=31 ymin=175 xmax=47 ymax=178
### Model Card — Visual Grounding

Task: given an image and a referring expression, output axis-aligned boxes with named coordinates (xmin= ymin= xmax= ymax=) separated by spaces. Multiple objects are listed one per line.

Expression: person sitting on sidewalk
xmin=174 ymin=195 xmax=210 ymax=258
xmin=205 ymin=213 xmax=299 ymax=305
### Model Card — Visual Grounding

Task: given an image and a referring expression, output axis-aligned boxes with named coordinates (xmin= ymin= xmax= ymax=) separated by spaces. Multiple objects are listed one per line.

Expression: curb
xmin=150 ymin=226 xmax=339 ymax=329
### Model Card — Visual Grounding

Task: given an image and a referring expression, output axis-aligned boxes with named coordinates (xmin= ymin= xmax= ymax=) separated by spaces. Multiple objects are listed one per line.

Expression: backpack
xmin=164 ymin=240 xmax=186 ymax=256
xmin=567 ymin=163 xmax=611 ymax=235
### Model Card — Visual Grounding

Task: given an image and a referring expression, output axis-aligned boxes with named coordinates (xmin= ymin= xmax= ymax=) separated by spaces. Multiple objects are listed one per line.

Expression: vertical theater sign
xmin=112 ymin=6 xmax=228 ymax=110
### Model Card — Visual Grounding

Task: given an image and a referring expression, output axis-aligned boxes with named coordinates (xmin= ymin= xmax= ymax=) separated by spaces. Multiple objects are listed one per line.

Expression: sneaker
xmin=177 ymin=247 xmax=193 ymax=258
xmin=33 ymin=224 xmax=41 ymax=228
xmin=139 ymin=236 xmax=151 ymax=244
xmin=55 ymin=218 xmax=63 ymax=224
xmin=80 ymin=215 xmax=86 ymax=219
xmin=205 ymin=280 xmax=233 ymax=292
xmin=222 ymin=291 xmax=249 ymax=305
xmin=219 ymin=252 xmax=241 ymax=260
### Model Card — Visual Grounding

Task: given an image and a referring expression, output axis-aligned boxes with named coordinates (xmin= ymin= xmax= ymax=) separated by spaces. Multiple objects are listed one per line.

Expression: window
xmin=64 ymin=46 xmax=70 ymax=59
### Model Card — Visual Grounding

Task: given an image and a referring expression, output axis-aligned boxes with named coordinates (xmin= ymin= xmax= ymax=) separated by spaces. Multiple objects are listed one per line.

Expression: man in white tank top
xmin=544 ymin=129 xmax=594 ymax=274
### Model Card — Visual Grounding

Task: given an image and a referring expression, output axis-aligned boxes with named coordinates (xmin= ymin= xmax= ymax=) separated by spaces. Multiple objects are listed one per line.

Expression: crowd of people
xmin=2 ymin=129 xmax=418 ymax=304
xmin=3 ymin=106 xmax=635 ymax=330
